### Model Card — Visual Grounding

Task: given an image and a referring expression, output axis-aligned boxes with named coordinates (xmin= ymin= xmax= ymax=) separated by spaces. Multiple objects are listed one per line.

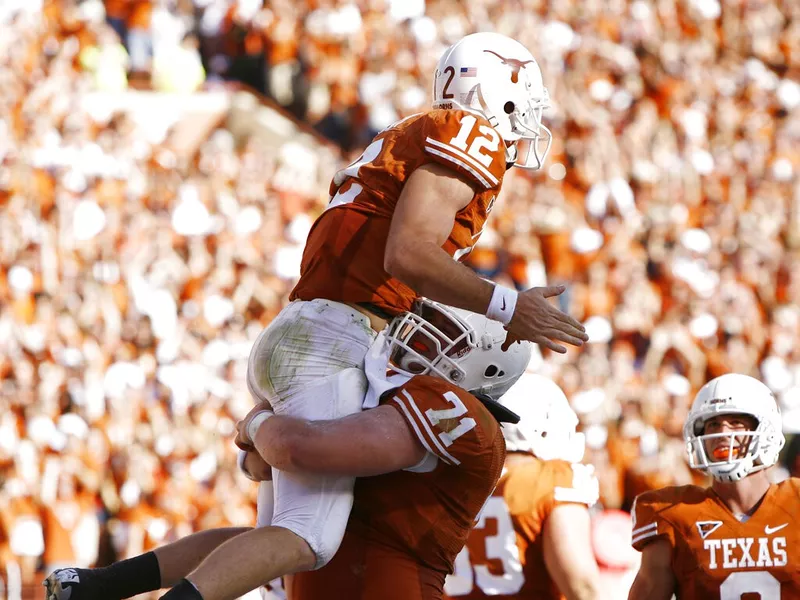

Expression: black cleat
xmin=43 ymin=568 xmax=97 ymax=600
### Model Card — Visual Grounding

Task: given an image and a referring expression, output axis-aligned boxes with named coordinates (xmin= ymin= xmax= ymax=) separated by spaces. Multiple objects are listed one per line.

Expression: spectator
xmin=79 ymin=25 xmax=130 ymax=92
xmin=151 ymin=33 xmax=206 ymax=93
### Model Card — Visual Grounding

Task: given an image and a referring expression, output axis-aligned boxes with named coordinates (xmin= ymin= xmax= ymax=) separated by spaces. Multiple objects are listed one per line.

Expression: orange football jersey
xmin=444 ymin=456 xmax=599 ymax=600
xmin=289 ymin=375 xmax=507 ymax=600
xmin=631 ymin=478 xmax=800 ymax=599
xmin=290 ymin=109 xmax=508 ymax=317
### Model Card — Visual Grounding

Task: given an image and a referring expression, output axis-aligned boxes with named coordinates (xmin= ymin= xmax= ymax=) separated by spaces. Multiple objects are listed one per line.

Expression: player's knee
xmin=275 ymin=520 xmax=346 ymax=571
xmin=278 ymin=528 xmax=320 ymax=572
xmin=306 ymin=532 xmax=342 ymax=571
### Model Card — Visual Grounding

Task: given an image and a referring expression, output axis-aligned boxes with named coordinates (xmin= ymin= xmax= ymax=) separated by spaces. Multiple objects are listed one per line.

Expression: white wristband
xmin=486 ymin=284 xmax=518 ymax=326
xmin=246 ymin=410 xmax=273 ymax=446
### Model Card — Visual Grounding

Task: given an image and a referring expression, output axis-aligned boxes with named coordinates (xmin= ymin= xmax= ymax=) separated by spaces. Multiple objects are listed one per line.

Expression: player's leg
xmin=256 ymin=479 xmax=275 ymax=527
xmin=172 ymin=369 xmax=367 ymax=600
xmin=246 ymin=299 xmax=377 ymax=412
xmin=44 ymin=528 xmax=250 ymax=600
xmin=180 ymin=465 xmax=358 ymax=600
xmin=255 ymin=479 xmax=288 ymax=600
xmin=174 ymin=525 xmax=315 ymax=600
xmin=46 ymin=301 xmax=374 ymax=600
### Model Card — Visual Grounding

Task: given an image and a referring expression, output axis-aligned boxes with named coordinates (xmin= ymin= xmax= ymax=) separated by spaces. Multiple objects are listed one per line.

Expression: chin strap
xmin=473 ymin=392 xmax=520 ymax=424
xmin=475 ymin=83 xmax=499 ymax=129
xmin=505 ymin=143 xmax=518 ymax=167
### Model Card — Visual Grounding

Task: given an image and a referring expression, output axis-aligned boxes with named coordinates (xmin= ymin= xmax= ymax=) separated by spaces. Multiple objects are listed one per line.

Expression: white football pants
xmin=247 ymin=299 xmax=377 ymax=570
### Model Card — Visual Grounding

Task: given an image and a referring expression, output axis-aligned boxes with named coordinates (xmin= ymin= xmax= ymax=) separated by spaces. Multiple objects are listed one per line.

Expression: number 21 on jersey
xmin=445 ymin=496 xmax=525 ymax=596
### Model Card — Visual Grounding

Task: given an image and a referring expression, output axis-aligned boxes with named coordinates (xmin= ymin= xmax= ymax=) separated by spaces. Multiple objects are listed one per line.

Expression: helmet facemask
xmin=505 ymin=89 xmax=552 ymax=170
xmin=386 ymin=299 xmax=476 ymax=385
xmin=386 ymin=299 xmax=531 ymax=401
xmin=684 ymin=414 xmax=778 ymax=482
xmin=683 ymin=373 xmax=786 ymax=483
xmin=474 ymin=71 xmax=552 ymax=170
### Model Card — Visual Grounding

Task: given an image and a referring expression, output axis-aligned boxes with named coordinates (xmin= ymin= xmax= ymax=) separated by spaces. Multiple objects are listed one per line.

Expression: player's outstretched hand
xmin=503 ymin=286 xmax=588 ymax=353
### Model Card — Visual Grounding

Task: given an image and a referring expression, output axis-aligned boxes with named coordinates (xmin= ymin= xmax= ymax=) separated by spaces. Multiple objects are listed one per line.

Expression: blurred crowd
xmin=1 ymin=0 xmax=799 ymax=598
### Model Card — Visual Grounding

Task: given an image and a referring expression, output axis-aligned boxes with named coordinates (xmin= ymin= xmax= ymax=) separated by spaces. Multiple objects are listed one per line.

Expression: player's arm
xmin=384 ymin=162 xmax=495 ymax=314
xmin=251 ymin=406 xmax=428 ymax=477
xmin=542 ymin=504 xmax=602 ymax=600
xmin=628 ymin=493 xmax=677 ymax=600
xmin=627 ymin=539 xmax=675 ymax=600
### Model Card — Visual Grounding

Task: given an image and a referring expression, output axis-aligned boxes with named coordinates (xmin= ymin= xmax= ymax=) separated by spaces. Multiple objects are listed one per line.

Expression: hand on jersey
xmin=503 ymin=286 xmax=588 ymax=353
xmin=236 ymin=403 xmax=275 ymax=482
xmin=240 ymin=449 xmax=273 ymax=482
xmin=235 ymin=401 xmax=273 ymax=452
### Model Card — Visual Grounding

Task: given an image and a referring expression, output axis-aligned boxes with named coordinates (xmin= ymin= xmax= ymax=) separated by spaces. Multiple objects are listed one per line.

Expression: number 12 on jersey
xmin=448 ymin=115 xmax=501 ymax=169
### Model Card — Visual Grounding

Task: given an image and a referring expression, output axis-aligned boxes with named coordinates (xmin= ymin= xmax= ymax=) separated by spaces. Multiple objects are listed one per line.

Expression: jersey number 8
xmin=720 ymin=571 xmax=780 ymax=600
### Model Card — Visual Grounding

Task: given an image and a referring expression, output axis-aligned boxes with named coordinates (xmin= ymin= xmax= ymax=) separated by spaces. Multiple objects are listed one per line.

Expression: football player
xmin=168 ymin=30 xmax=584 ymax=600
xmin=443 ymin=374 xmax=602 ymax=600
xmin=46 ymin=31 xmax=587 ymax=600
xmin=45 ymin=301 xmax=532 ymax=600
xmin=244 ymin=301 xmax=533 ymax=600
xmin=628 ymin=373 xmax=799 ymax=599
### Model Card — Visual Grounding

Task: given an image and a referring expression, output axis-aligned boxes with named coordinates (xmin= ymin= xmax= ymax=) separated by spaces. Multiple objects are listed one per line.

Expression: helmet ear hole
xmin=483 ymin=365 xmax=507 ymax=378
xmin=504 ymin=101 xmax=515 ymax=114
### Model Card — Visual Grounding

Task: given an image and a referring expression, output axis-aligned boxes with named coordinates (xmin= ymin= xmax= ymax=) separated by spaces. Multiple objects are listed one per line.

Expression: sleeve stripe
xmin=402 ymin=390 xmax=462 ymax=466
xmin=631 ymin=529 xmax=660 ymax=545
xmin=632 ymin=522 xmax=658 ymax=536
xmin=424 ymin=146 xmax=493 ymax=189
xmin=425 ymin=137 xmax=499 ymax=186
xmin=391 ymin=395 xmax=445 ymax=464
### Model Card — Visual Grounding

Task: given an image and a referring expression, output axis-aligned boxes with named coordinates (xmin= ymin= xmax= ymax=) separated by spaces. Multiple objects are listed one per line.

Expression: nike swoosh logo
xmin=501 ymin=298 xmax=506 ymax=311
xmin=765 ymin=523 xmax=788 ymax=535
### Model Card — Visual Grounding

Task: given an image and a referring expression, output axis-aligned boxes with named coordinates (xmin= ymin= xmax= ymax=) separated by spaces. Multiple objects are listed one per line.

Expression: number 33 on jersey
xmin=445 ymin=458 xmax=599 ymax=599
xmin=631 ymin=479 xmax=800 ymax=599
xmin=291 ymin=109 xmax=508 ymax=318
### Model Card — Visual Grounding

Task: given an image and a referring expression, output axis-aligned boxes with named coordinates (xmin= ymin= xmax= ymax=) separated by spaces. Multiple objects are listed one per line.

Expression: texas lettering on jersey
xmin=290 ymin=110 xmax=508 ymax=317
xmin=289 ymin=375 xmax=506 ymax=600
xmin=631 ymin=478 xmax=800 ymax=599
xmin=445 ymin=458 xmax=599 ymax=600
xmin=702 ymin=535 xmax=787 ymax=570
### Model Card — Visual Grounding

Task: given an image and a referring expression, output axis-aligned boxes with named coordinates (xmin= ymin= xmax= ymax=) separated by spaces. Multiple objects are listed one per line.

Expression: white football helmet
xmin=498 ymin=373 xmax=585 ymax=463
xmin=432 ymin=32 xmax=552 ymax=170
xmin=386 ymin=299 xmax=532 ymax=400
xmin=684 ymin=373 xmax=785 ymax=482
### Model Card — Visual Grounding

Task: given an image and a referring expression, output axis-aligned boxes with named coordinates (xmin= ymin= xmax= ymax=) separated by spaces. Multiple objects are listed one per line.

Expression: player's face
xmin=389 ymin=304 xmax=471 ymax=374
xmin=702 ymin=414 xmax=758 ymax=462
